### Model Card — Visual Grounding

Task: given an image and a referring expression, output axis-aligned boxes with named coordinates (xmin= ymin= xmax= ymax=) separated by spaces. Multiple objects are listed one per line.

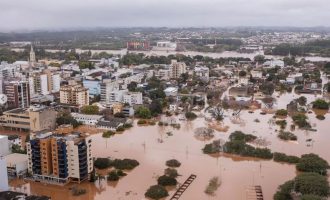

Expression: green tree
xmin=135 ymin=106 xmax=152 ymax=119
xmin=296 ymin=154 xmax=329 ymax=175
xmin=145 ymin=185 xmax=169 ymax=199
xmin=312 ymin=99 xmax=329 ymax=110
xmin=157 ymin=175 xmax=177 ymax=186
xmin=81 ymin=105 xmax=99 ymax=115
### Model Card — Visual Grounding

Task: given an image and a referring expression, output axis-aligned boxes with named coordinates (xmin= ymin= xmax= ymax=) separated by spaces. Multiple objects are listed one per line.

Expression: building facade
xmin=60 ymin=85 xmax=89 ymax=107
xmin=3 ymin=80 xmax=30 ymax=109
xmin=26 ymin=131 xmax=93 ymax=184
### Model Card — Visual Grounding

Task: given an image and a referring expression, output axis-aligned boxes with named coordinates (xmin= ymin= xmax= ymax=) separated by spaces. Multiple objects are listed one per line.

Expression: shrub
xmin=164 ymin=168 xmax=179 ymax=178
xmin=94 ymin=158 xmax=111 ymax=169
xmin=157 ymin=175 xmax=177 ymax=186
xmin=316 ymin=115 xmax=325 ymax=120
xmin=229 ymin=131 xmax=257 ymax=142
xmin=275 ymin=120 xmax=287 ymax=129
xmin=116 ymin=126 xmax=125 ymax=132
xmin=111 ymin=159 xmax=139 ymax=170
xmin=296 ymin=154 xmax=329 ymax=175
xmin=203 ymin=140 xmax=222 ymax=154
xmin=166 ymin=159 xmax=181 ymax=168
xmin=158 ymin=121 xmax=164 ymax=126
xmin=273 ymin=152 xmax=300 ymax=164
xmin=301 ymin=194 xmax=323 ymax=200
xmin=137 ymin=119 xmax=147 ymax=125
xmin=107 ymin=171 xmax=119 ymax=181
xmin=145 ymin=185 xmax=169 ymax=199
xmin=185 ymin=112 xmax=197 ymax=120
xmin=81 ymin=105 xmax=99 ymax=115
xmin=116 ymin=170 xmax=127 ymax=177
xmin=278 ymin=131 xmax=297 ymax=141
xmin=292 ymin=114 xmax=310 ymax=128
xmin=71 ymin=187 xmax=87 ymax=196
xmin=276 ymin=109 xmax=288 ymax=116
xmin=312 ymin=99 xmax=329 ymax=110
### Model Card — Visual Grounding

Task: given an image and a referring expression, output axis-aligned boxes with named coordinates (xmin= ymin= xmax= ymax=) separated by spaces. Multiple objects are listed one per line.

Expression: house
xmin=263 ymin=60 xmax=285 ymax=68
xmin=229 ymin=86 xmax=250 ymax=97
xmin=164 ymin=87 xmax=178 ymax=97
xmin=96 ymin=117 xmax=127 ymax=131
xmin=71 ymin=113 xmax=103 ymax=126
xmin=8 ymin=135 xmax=22 ymax=148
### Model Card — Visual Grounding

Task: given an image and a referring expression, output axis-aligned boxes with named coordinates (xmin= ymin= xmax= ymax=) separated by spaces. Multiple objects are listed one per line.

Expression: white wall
xmin=0 ymin=158 xmax=9 ymax=191
xmin=0 ymin=136 xmax=10 ymax=157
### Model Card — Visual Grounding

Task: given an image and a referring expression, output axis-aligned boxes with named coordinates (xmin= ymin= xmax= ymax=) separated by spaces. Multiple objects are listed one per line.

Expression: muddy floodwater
xmin=9 ymin=90 xmax=330 ymax=200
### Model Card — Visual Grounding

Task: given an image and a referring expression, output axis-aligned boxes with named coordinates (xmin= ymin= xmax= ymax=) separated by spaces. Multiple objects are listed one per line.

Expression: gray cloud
xmin=0 ymin=0 xmax=330 ymax=31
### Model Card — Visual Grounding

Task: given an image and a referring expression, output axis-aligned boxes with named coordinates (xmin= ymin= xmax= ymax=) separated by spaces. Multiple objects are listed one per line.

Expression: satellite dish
xmin=0 ymin=94 xmax=8 ymax=105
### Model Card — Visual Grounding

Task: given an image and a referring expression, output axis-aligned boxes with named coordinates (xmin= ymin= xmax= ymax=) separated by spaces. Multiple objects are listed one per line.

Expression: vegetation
xmin=81 ymin=105 xmax=99 ymax=115
xmin=56 ymin=112 xmax=82 ymax=128
xmin=185 ymin=112 xmax=197 ymax=120
xmin=111 ymin=159 xmax=140 ymax=170
xmin=102 ymin=131 xmax=115 ymax=138
xmin=164 ymin=168 xmax=179 ymax=178
xmin=137 ymin=119 xmax=147 ymax=125
xmin=11 ymin=144 xmax=27 ymax=154
xmin=316 ymin=115 xmax=326 ymax=120
xmin=135 ymin=106 xmax=152 ymax=119
xmin=292 ymin=113 xmax=311 ymax=128
xmin=107 ymin=171 xmax=120 ymax=181
xmin=165 ymin=159 xmax=181 ymax=168
xmin=145 ymin=185 xmax=169 ymax=200
xmin=203 ymin=140 xmax=222 ymax=154
xmin=94 ymin=158 xmax=139 ymax=170
xmin=312 ymin=99 xmax=329 ymax=110
xmin=297 ymin=96 xmax=307 ymax=106
xmin=71 ymin=187 xmax=87 ymax=196
xmin=273 ymin=152 xmax=300 ymax=164
xmin=204 ymin=177 xmax=221 ymax=195
xmin=228 ymin=131 xmax=257 ymax=142
xmin=275 ymin=120 xmax=287 ymax=129
xmin=157 ymin=175 xmax=177 ymax=186
xmin=274 ymin=173 xmax=330 ymax=200
xmin=94 ymin=158 xmax=112 ymax=169
xmin=276 ymin=109 xmax=288 ymax=117
xmin=296 ymin=153 xmax=329 ymax=175
xmin=278 ymin=131 xmax=297 ymax=141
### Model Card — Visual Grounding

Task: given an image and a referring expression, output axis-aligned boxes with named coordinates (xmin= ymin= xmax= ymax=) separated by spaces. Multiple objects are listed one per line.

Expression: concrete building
xmin=164 ymin=87 xmax=178 ymax=97
xmin=0 ymin=157 xmax=9 ymax=191
xmin=83 ymin=80 xmax=101 ymax=97
xmin=5 ymin=153 xmax=28 ymax=177
xmin=3 ymin=80 xmax=30 ymax=109
xmin=0 ymin=62 xmax=18 ymax=79
xmin=71 ymin=113 xmax=102 ymax=126
xmin=155 ymin=69 xmax=171 ymax=80
xmin=0 ymin=135 xmax=10 ymax=157
xmin=26 ymin=131 xmax=93 ymax=184
xmin=170 ymin=60 xmax=186 ymax=79
xmin=123 ymin=92 xmax=143 ymax=106
xmin=154 ymin=41 xmax=177 ymax=51
xmin=29 ymin=71 xmax=61 ymax=96
xmin=0 ymin=105 xmax=57 ymax=132
xmin=127 ymin=41 xmax=150 ymax=51
xmin=60 ymin=85 xmax=89 ymax=107
xmin=194 ymin=66 xmax=209 ymax=82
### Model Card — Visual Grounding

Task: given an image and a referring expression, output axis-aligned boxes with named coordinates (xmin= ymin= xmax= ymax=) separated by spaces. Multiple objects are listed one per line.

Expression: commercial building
xmin=3 ymin=80 xmax=30 ymax=109
xmin=0 ymin=157 xmax=9 ymax=191
xmin=127 ymin=41 xmax=150 ymax=51
xmin=26 ymin=131 xmax=93 ymax=184
xmin=0 ymin=105 xmax=57 ymax=132
xmin=60 ymin=85 xmax=89 ymax=107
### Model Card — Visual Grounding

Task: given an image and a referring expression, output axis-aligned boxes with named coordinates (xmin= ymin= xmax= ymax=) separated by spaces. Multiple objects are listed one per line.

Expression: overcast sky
xmin=1 ymin=0 xmax=330 ymax=32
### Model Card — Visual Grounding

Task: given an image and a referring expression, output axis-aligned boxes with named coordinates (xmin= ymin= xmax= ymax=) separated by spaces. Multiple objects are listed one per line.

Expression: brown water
xmin=9 ymin=79 xmax=330 ymax=200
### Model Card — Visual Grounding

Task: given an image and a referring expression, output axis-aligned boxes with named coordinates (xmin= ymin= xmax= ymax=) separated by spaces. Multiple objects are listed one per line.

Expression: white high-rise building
xmin=0 ymin=157 xmax=9 ymax=191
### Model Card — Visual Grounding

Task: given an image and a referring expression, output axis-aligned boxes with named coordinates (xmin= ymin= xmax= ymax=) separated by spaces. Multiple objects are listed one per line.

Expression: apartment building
xmin=123 ymin=92 xmax=143 ymax=106
xmin=26 ymin=131 xmax=93 ymax=184
xmin=0 ymin=105 xmax=57 ymax=131
xmin=60 ymin=85 xmax=89 ymax=107
xmin=170 ymin=60 xmax=187 ymax=79
xmin=29 ymin=70 xmax=61 ymax=96
xmin=3 ymin=80 xmax=30 ymax=109
xmin=194 ymin=66 xmax=210 ymax=82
